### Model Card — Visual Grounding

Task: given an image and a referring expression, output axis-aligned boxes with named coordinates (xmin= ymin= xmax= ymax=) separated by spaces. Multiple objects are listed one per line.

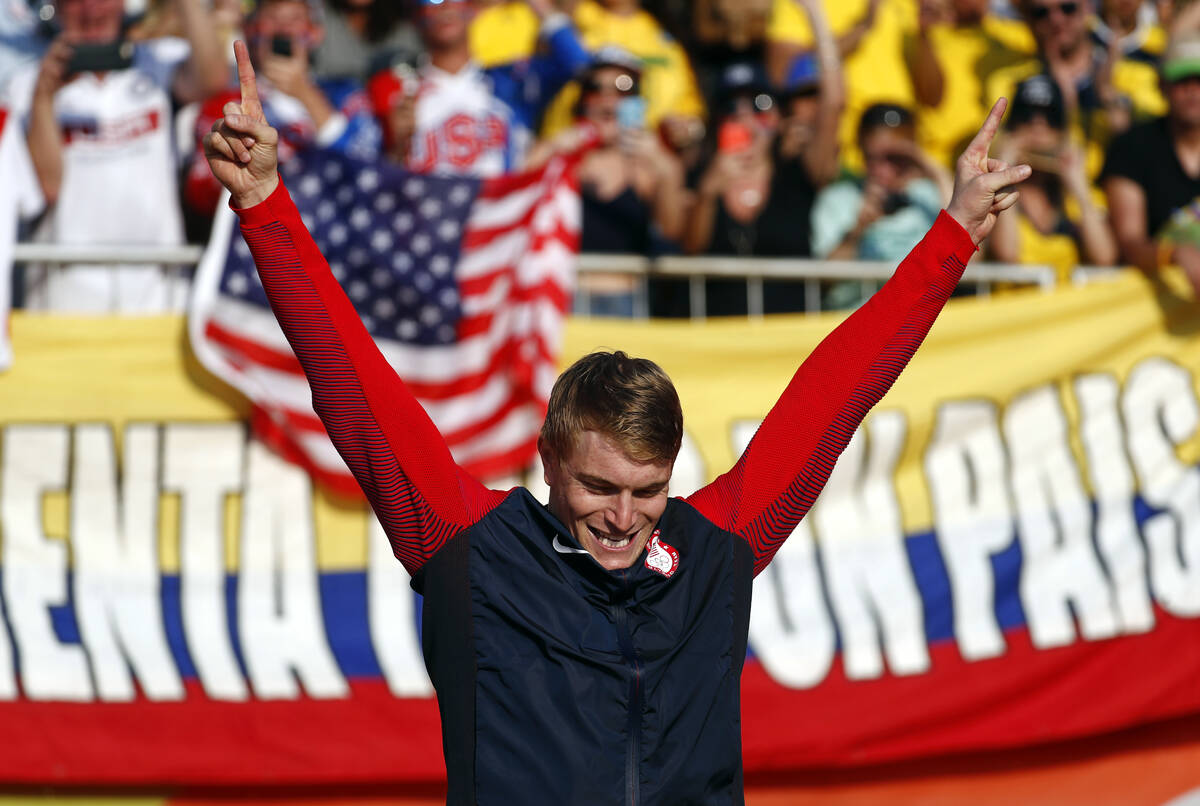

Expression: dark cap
xmin=718 ymin=61 xmax=776 ymax=115
xmin=857 ymin=102 xmax=915 ymax=140
xmin=1007 ymin=74 xmax=1066 ymax=129
xmin=782 ymin=51 xmax=820 ymax=97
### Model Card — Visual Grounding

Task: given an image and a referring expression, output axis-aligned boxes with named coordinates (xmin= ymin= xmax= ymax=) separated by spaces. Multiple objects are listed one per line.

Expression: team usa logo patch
xmin=644 ymin=530 xmax=679 ymax=578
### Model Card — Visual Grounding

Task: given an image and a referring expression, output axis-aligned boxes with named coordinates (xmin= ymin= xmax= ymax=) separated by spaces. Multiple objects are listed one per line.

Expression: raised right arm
xmin=207 ymin=42 xmax=506 ymax=576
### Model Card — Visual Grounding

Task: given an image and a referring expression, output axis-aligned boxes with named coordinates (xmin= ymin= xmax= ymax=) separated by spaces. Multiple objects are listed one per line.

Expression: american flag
xmin=189 ymin=148 xmax=583 ymax=493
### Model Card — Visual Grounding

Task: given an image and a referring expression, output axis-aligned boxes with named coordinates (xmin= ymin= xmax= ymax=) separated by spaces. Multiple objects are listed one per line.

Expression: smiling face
xmin=541 ymin=430 xmax=673 ymax=571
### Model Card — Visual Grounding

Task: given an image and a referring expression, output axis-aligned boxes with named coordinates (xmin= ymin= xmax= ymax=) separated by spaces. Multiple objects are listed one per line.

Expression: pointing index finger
xmin=965 ymin=97 xmax=1008 ymax=164
xmin=233 ymin=40 xmax=263 ymax=121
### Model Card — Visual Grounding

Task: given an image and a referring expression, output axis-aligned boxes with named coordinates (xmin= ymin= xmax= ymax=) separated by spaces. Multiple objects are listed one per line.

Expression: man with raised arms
xmin=205 ymin=40 xmax=1028 ymax=806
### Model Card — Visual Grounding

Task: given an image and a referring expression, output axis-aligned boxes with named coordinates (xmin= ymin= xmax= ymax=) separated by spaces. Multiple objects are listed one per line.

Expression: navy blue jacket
xmin=417 ymin=491 xmax=754 ymax=804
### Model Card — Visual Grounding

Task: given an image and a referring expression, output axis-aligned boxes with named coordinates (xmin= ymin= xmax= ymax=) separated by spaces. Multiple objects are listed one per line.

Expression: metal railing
xmin=12 ymin=243 xmax=1083 ymax=320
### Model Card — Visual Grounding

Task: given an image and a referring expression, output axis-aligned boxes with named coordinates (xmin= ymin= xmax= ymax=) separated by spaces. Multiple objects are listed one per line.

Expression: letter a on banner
xmin=239 ymin=441 xmax=348 ymax=700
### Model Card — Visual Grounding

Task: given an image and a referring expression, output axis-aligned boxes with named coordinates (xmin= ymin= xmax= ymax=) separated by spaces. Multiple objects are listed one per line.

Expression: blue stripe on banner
xmin=319 ymin=571 xmax=382 ymax=677
xmin=16 ymin=491 xmax=1167 ymax=683
xmin=903 ymin=531 xmax=1027 ymax=644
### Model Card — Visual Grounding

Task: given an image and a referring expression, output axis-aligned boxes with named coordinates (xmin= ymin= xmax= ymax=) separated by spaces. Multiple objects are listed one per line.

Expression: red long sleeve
xmin=235 ymin=180 xmax=506 ymax=576
xmin=685 ymin=211 xmax=977 ymax=575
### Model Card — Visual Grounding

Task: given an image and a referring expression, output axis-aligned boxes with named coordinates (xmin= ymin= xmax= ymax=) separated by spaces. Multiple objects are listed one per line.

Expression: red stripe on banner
xmin=740 ymin=608 xmax=1200 ymax=771
xmin=0 ymin=679 xmax=444 ymax=786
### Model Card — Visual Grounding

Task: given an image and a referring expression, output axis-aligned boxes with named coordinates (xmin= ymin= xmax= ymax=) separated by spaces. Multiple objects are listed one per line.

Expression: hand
xmin=260 ymin=42 xmax=312 ymax=100
xmin=1058 ymin=142 xmax=1091 ymax=200
xmin=699 ymin=151 xmax=743 ymax=197
xmin=619 ymin=127 xmax=662 ymax=161
xmin=855 ymin=181 xmax=887 ymax=233
xmin=946 ymin=98 xmax=1031 ymax=245
xmin=33 ymin=37 xmax=73 ymax=101
xmin=386 ymin=92 xmax=418 ymax=157
xmin=203 ymin=41 xmax=280 ymax=208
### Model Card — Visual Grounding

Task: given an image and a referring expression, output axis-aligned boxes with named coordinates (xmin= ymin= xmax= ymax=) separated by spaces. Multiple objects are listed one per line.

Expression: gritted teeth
xmin=595 ymin=532 xmax=633 ymax=549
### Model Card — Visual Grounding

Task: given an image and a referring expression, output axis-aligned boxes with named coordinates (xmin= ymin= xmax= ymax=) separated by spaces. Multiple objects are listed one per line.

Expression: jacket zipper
xmin=611 ymin=600 xmax=642 ymax=806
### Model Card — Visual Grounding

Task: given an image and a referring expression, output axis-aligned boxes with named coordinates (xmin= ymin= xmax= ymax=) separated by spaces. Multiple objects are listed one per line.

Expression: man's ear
xmin=537 ymin=436 xmax=557 ymax=487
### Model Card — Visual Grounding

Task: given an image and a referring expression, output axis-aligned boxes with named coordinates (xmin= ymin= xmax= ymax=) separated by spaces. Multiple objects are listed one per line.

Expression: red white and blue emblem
xmin=644 ymin=530 xmax=679 ymax=578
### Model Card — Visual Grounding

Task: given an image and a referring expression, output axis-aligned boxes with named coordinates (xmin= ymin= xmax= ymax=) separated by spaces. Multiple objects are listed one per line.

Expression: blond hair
xmin=540 ymin=350 xmax=683 ymax=464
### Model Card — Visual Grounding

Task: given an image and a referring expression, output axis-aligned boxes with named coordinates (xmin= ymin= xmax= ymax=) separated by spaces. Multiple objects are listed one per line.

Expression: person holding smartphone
xmin=988 ymin=74 xmax=1118 ymax=281
xmin=810 ymin=102 xmax=953 ymax=308
xmin=182 ymin=0 xmax=383 ymax=223
xmin=525 ymin=47 xmax=688 ymax=316
xmin=5 ymin=0 xmax=225 ymax=313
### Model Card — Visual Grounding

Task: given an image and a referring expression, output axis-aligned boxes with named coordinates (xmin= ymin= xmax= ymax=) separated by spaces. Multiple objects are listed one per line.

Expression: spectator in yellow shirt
xmin=984 ymin=0 xmax=1165 ymax=178
xmin=904 ymin=0 xmax=1035 ymax=169
xmin=469 ymin=0 xmax=542 ymax=67
xmin=767 ymin=0 xmax=916 ymax=169
xmin=988 ymin=74 xmax=1117 ymax=282
xmin=540 ymin=0 xmax=707 ymax=156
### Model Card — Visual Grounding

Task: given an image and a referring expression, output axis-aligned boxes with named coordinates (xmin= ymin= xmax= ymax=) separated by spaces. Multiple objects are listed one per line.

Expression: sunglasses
xmin=1029 ymin=1 xmax=1080 ymax=20
xmin=581 ymin=72 xmax=639 ymax=96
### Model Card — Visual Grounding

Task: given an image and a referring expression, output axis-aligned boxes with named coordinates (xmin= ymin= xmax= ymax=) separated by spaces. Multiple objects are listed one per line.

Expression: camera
xmin=881 ymin=191 xmax=910 ymax=216
xmin=66 ymin=41 xmax=134 ymax=75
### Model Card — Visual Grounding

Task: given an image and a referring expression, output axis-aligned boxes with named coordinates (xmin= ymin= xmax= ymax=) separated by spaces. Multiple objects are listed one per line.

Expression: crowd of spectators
xmin=3 ymin=0 xmax=1200 ymax=317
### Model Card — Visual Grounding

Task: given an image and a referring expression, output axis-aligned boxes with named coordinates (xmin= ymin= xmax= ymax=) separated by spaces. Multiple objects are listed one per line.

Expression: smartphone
xmin=717 ymin=120 xmax=753 ymax=153
xmin=616 ymin=96 xmax=646 ymax=131
xmin=271 ymin=35 xmax=294 ymax=57
xmin=881 ymin=191 xmax=910 ymax=216
xmin=393 ymin=62 xmax=419 ymax=98
xmin=66 ymin=41 xmax=134 ymax=75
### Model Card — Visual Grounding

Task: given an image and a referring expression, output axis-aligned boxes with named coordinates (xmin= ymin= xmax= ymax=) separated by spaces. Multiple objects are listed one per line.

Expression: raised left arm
xmin=686 ymin=100 xmax=1030 ymax=573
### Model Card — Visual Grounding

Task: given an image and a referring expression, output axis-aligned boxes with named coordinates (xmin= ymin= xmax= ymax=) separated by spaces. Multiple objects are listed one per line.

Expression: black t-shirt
xmin=706 ymin=156 xmax=816 ymax=258
xmin=1100 ymin=117 xmax=1200 ymax=237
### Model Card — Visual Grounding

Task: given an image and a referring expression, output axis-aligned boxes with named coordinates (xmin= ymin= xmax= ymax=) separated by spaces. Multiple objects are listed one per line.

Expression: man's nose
xmin=607 ymin=493 xmax=636 ymax=533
